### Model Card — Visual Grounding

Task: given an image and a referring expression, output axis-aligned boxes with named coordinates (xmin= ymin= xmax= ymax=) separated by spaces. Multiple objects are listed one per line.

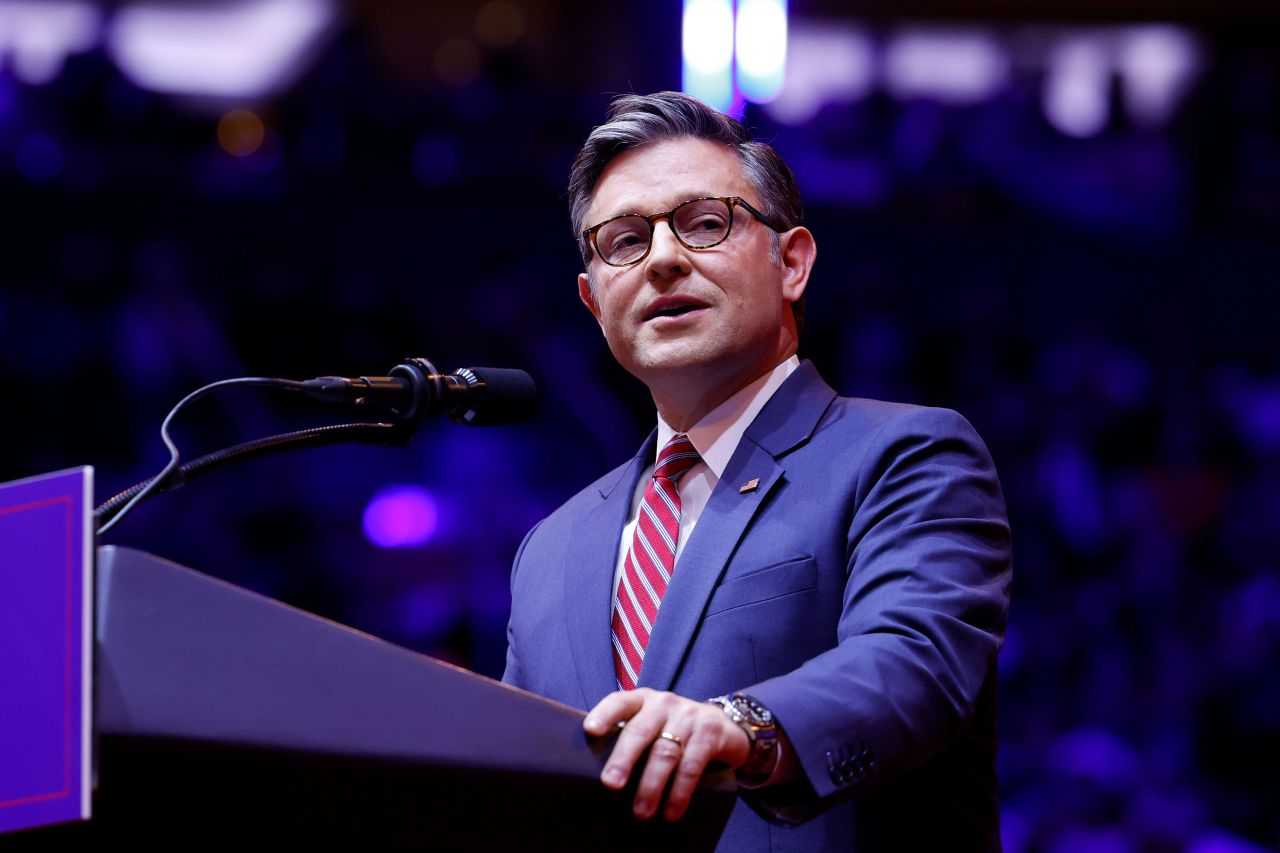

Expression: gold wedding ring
xmin=658 ymin=730 xmax=684 ymax=748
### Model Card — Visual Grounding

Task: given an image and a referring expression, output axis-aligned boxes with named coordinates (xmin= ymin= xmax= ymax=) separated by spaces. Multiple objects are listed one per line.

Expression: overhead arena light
xmin=0 ymin=0 xmax=102 ymax=85
xmin=107 ymin=0 xmax=338 ymax=101
xmin=735 ymin=0 xmax=787 ymax=104
xmin=682 ymin=0 xmax=735 ymax=113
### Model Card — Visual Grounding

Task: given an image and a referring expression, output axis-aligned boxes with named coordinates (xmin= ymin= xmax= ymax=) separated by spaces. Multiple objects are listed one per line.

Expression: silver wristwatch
xmin=707 ymin=693 xmax=778 ymax=783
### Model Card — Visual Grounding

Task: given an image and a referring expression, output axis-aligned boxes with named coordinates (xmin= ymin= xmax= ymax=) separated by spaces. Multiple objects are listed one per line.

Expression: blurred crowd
xmin=1 ymin=6 xmax=1277 ymax=850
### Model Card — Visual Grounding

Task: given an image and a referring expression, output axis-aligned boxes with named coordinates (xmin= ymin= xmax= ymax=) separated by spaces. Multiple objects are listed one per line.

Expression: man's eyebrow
xmin=595 ymin=193 xmax=719 ymax=220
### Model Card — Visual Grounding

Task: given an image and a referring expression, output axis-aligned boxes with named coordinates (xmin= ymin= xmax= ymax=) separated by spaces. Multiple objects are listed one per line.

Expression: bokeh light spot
xmin=475 ymin=1 xmax=523 ymax=49
xmin=682 ymin=0 xmax=734 ymax=112
xmin=434 ymin=37 xmax=481 ymax=87
xmin=217 ymin=108 xmax=265 ymax=157
xmin=735 ymin=0 xmax=787 ymax=103
xmin=363 ymin=485 xmax=440 ymax=549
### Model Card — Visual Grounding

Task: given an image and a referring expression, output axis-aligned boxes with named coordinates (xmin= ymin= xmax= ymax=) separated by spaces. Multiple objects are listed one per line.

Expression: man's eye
xmin=689 ymin=214 xmax=726 ymax=231
xmin=676 ymin=206 xmax=729 ymax=235
xmin=608 ymin=232 xmax=644 ymax=251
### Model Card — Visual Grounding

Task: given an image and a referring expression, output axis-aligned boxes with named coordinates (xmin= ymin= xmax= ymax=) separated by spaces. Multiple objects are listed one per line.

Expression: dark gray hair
xmin=568 ymin=92 xmax=806 ymax=328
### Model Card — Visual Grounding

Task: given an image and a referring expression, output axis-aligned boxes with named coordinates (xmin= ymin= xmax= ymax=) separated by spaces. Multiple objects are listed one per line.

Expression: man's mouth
xmin=645 ymin=298 xmax=708 ymax=322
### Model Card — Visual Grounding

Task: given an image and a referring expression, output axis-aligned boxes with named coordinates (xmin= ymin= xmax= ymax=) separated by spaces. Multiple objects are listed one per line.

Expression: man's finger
xmin=630 ymin=728 xmax=689 ymax=818
xmin=661 ymin=712 xmax=725 ymax=820
xmin=591 ymin=691 xmax=674 ymax=790
xmin=583 ymin=689 xmax=644 ymax=737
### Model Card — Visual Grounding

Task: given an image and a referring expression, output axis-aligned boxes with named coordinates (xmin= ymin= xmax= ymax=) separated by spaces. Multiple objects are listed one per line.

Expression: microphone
xmin=300 ymin=358 xmax=538 ymax=426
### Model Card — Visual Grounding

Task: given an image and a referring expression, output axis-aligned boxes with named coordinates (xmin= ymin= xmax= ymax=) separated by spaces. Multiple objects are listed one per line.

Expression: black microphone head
xmin=451 ymin=367 xmax=538 ymax=426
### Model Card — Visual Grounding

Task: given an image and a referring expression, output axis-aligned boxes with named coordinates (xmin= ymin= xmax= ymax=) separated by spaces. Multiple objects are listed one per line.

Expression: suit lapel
xmin=636 ymin=361 xmax=838 ymax=692
xmin=563 ymin=433 xmax=655 ymax=707
xmin=636 ymin=442 xmax=783 ymax=691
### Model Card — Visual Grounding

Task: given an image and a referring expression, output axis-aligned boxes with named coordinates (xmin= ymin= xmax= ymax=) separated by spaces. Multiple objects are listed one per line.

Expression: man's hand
xmin=583 ymin=688 xmax=750 ymax=821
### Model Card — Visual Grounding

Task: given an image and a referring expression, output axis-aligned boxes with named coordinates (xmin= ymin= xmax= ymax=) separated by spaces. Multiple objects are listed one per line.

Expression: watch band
xmin=707 ymin=693 xmax=778 ymax=783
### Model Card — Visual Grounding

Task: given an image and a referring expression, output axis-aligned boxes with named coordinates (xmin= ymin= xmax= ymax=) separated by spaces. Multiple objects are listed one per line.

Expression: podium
xmin=11 ymin=546 xmax=735 ymax=850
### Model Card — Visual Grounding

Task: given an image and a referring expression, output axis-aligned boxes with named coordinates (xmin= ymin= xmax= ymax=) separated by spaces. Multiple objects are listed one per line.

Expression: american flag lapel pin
xmin=739 ymin=478 xmax=761 ymax=494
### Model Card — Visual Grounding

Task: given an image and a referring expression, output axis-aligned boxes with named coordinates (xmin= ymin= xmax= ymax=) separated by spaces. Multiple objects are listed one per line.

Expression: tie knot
xmin=655 ymin=433 xmax=700 ymax=482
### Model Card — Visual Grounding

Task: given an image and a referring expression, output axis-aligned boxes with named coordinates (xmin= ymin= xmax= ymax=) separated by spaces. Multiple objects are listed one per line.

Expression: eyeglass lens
xmin=595 ymin=198 xmax=734 ymax=265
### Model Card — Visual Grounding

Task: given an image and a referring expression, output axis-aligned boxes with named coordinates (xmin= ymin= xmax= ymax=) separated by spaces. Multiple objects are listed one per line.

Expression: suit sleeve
xmin=742 ymin=406 xmax=1012 ymax=822
xmin=501 ymin=519 xmax=543 ymax=689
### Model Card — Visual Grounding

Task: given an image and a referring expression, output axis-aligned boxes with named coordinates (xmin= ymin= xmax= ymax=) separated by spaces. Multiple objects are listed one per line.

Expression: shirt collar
xmin=655 ymin=355 xmax=801 ymax=478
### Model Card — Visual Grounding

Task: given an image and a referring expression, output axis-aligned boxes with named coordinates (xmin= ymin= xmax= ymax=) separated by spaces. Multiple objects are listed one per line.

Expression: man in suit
xmin=503 ymin=91 xmax=1012 ymax=851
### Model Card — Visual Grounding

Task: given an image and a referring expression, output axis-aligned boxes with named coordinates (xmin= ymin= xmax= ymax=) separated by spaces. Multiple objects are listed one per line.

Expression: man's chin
xmin=626 ymin=343 xmax=722 ymax=377
xmin=624 ymin=344 xmax=762 ymax=395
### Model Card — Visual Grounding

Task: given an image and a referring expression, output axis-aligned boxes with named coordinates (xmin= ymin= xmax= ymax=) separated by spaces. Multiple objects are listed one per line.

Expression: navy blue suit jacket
xmin=504 ymin=362 xmax=1012 ymax=851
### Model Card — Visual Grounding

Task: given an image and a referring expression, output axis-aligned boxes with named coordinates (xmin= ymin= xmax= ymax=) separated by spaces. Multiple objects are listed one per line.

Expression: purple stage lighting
xmin=763 ymin=18 xmax=1199 ymax=135
xmin=108 ymin=0 xmax=338 ymax=102
xmin=362 ymin=485 xmax=440 ymax=549
xmin=1117 ymin=25 xmax=1201 ymax=129
xmin=764 ymin=23 xmax=874 ymax=125
xmin=882 ymin=28 xmax=1007 ymax=106
xmin=1044 ymin=35 xmax=1111 ymax=138
xmin=0 ymin=0 xmax=102 ymax=85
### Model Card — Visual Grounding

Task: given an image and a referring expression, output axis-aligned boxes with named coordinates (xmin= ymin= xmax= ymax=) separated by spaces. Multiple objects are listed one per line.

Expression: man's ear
xmin=778 ymin=227 xmax=817 ymax=304
xmin=579 ymin=271 xmax=604 ymax=326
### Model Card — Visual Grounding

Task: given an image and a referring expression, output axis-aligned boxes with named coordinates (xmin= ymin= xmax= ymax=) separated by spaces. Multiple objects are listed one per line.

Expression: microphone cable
xmin=93 ymin=359 xmax=537 ymax=536
xmin=96 ymin=377 xmax=307 ymax=536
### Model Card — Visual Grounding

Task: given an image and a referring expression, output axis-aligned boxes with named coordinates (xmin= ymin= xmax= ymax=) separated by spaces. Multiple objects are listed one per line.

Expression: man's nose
xmin=644 ymin=220 xmax=691 ymax=282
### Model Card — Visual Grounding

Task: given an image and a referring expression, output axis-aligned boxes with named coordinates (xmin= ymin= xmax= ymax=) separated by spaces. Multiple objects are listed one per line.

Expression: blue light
xmin=735 ymin=0 xmax=787 ymax=104
xmin=15 ymin=133 xmax=64 ymax=183
xmin=682 ymin=0 xmax=734 ymax=112
xmin=411 ymin=136 xmax=460 ymax=186
xmin=362 ymin=485 xmax=440 ymax=549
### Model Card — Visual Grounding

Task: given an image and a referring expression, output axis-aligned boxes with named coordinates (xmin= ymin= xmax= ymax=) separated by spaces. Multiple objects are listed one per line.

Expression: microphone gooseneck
xmin=96 ymin=357 xmax=538 ymax=536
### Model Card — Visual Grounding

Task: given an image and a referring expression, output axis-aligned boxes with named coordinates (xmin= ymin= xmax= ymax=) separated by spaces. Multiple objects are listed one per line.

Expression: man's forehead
xmin=587 ymin=137 xmax=754 ymax=221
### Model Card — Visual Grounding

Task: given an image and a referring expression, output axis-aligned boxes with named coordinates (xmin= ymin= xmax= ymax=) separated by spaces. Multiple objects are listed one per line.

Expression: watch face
xmin=733 ymin=694 xmax=774 ymax=726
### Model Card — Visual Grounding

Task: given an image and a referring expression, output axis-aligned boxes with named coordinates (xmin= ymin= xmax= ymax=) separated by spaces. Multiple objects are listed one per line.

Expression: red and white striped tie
xmin=612 ymin=433 xmax=701 ymax=691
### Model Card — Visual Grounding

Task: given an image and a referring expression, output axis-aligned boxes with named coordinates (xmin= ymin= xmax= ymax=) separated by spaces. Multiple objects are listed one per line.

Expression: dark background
xmin=3 ymin=1 xmax=1278 ymax=849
